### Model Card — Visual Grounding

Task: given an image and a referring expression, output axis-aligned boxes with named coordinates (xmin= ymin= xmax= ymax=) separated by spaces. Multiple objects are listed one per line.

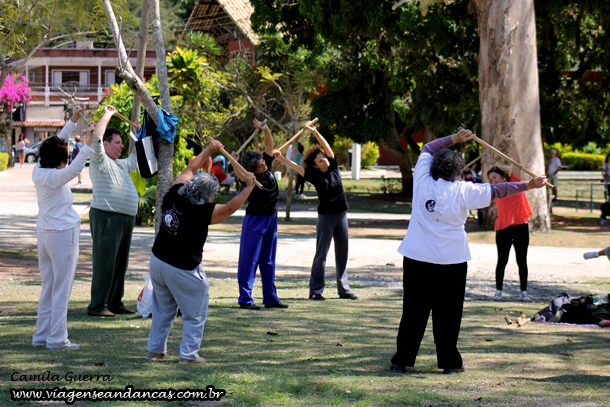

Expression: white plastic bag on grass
xmin=137 ymin=272 xmax=153 ymax=318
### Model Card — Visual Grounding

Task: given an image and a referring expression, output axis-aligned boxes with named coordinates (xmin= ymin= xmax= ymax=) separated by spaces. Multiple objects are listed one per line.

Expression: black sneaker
xmin=309 ymin=294 xmax=325 ymax=301
xmin=239 ymin=303 xmax=260 ymax=310
xmin=443 ymin=366 xmax=466 ymax=375
xmin=339 ymin=293 xmax=358 ymax=300
xmin=264 ymin=302 xmax=289 ymax=309
xmin=390 ymin=364 xmax=406 ymax=373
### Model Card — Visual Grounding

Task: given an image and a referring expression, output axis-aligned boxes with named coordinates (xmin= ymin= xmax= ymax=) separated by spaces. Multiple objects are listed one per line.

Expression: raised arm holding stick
xmin=274 ymin=120 xmax=357 ymax=302
xmin=277 ymin=118 xmax=319 ymax=151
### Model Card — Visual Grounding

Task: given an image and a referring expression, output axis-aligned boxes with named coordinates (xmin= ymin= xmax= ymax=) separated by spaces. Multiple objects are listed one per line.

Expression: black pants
xmin=295 ymin=174 xmax=305 ymax=195
xmin=495 ymin=223 xmax=529 ymax=291
xmin=391 ymin=257 xmax=467 ymax=369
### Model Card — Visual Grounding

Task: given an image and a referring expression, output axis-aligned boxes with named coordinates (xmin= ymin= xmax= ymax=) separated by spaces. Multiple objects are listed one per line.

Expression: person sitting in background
xmin=210 ymin=156 xmax=236 ymax=194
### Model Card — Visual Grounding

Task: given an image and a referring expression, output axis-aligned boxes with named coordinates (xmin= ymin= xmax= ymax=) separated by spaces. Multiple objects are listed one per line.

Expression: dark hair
xmin=242 ymin=151 xmax=263 ymax=173
xmin=39 ymin=136 xmax=69 ymax=168
xmin=486 ymin=165 xmax=509 ymax=182
xmin=19 ymin=133 xmax=25 ymax=141
xmin=103 ymin=128 xmax=122 ymax=144
xmin=606 ymin=154 xmax=610 ymax=164
xmin=430 ymin=149 xmax=464 ymax=181
xmin=303 ymin=146 xmax=325 ymax=169
xmin=298 ymin=143 xmax=304 ymax=154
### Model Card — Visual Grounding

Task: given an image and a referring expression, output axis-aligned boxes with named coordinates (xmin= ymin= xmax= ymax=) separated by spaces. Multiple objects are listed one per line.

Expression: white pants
xmin=221 ymin=176 xmax=235 ymax=186
xmin=32 ymin=225 xmax=80 ymax=347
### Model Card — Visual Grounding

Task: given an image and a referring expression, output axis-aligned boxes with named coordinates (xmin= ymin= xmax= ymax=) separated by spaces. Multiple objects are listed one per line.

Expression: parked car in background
xmin=17 ymin=138 xmax=89 ymax=165
xmin=23 ymin=140 xmax=43 ymax=163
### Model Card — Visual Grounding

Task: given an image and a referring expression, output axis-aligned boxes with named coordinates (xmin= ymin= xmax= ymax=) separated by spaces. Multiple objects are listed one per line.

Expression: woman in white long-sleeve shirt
xmin=390 ymin=128 xmax=548 ymax=375
xmin=31 ymin=107 xmax=95 ymax=350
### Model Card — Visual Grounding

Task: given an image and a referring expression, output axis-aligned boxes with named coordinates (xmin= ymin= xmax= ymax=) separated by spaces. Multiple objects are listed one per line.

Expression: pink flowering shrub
xmin=0 ymin=73 xmax=33 ymax=106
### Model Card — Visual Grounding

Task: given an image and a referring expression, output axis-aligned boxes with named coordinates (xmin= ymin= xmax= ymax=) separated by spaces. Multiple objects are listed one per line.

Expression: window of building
xmin=105 ymin=70 xmax=116 ymax=87
xmin=51 ymin=70 xmax=89 ymax=90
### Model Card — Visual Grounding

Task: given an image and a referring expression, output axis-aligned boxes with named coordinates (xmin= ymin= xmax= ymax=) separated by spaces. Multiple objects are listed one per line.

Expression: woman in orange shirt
xmin=487 ymin=134 xmax=533 ymax=302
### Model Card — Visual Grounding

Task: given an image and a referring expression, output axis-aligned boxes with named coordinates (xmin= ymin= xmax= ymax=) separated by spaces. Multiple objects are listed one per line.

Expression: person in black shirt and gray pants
xmin=273 ymin=120 xmax=357 ymax=301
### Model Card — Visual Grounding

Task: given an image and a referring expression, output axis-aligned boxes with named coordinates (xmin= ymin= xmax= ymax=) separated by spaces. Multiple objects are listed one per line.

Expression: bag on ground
xmin=137 ymin=272 xmax=153 ymax=318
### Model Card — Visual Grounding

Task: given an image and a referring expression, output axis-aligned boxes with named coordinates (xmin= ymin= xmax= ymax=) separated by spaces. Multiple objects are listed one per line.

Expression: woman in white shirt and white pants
xmin=390 ymin=129 xmax=547 ymax=374
xmin=31 ymin=107 xmax=94 ymax=350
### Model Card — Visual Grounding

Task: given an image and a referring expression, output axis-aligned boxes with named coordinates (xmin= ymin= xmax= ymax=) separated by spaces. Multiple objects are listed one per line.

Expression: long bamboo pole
xmin=205 ymin=135 xmax=263 ymax=189
xmin=114 ymin=111 xmax=141 ymax=129
xmin=471 ymin=134 xmax=554 ymax=188
xmin=464 ymin=139 xmax=503 ymax=169
xmin=236 ymin=119 xmax=267 ymax=155
xmin=277 ymin=118 xmax=319 ymax=151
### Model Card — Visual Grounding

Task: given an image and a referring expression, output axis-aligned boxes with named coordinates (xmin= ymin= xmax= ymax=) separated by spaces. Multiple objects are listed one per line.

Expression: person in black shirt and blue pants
xmin=232 ymin=119 xmax=288 ymax=310
xmin=273 ymin=120 xmax=357 ymax=301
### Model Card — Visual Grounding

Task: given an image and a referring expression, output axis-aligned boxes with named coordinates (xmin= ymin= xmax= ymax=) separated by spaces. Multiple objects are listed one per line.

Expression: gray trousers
xmin=147 ymin=254 xmax=209 ymax=361
xmin=309 ymin=211 xmax=352 ymax=296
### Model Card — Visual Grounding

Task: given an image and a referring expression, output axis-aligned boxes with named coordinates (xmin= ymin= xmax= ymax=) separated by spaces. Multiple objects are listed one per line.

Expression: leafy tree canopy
xmin=536 ymin=0 xmax=610 ymax=148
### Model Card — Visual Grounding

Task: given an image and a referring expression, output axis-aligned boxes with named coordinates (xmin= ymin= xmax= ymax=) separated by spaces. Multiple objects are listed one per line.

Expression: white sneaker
xmin=32 ymin=341 xmax=46 ymax=347
xmin=584 ymin=252 xmax=599 ymax=260
xmin=46 ymin=341 xmax=80 ymax=350
xmin=520 ymin=292 xmax=532 ymax=302
xmin=492 ymin=290 xmax=502 ymax=301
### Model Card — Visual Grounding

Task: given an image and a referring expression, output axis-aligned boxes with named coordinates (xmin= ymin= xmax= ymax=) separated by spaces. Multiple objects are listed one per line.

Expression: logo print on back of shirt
xmin=162 ymin=206 xmax=180 ymax=235
xmin=420 ymin=192 xmax=443 ymax=222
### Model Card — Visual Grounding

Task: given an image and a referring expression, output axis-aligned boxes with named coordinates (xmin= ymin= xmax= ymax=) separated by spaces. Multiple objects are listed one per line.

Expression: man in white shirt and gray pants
xmin=87 ymin=105 xmax=139 ymax=317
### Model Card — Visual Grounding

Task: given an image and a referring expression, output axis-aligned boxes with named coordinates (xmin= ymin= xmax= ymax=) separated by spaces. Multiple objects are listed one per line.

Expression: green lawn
xmin=1 ymin=275 xmax=609 ymax=406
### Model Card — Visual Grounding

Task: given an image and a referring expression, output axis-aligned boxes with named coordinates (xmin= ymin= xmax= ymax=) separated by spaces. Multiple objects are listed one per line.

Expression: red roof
xmin=13 ymin=121 xmax=66 ymax=127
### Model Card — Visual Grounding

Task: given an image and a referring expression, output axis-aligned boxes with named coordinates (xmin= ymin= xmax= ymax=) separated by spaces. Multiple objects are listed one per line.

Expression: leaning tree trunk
xmin=476 ymin=0 xmax=550 ymax=232
xmin=130 ymin=0 xmax=150 ymax=127
xmin=150 ymin=0 xmax=174 ymax=234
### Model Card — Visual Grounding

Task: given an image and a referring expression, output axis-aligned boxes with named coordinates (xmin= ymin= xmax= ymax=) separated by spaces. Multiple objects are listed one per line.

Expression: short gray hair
xmin=178 ymin=172 xmax=219 ymax=205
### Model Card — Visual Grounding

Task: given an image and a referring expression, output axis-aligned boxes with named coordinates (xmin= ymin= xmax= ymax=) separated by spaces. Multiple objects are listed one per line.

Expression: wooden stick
xmin=236 ymin=119 xmax=267 ymax=155
xmin=278 ymin=118 xmax=319 ymax=151
xmin=206 ymin=135 xmax=263 ymax=189
xmin=392 ymin=0 xmax=410 ymax=10
xmin=464 ymin=140 xmax=503 ymax=169
xmin=114 ymin=111 xmax=141 ymax=129
xmin=470 ymin=134 xmax=554 ymax=189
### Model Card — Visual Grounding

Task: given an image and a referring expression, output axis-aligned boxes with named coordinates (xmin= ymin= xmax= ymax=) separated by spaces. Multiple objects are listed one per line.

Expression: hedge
xmin=0 ymin=152 xmax=8 ymax=172
xmin=560 ymin=152 xmax=605 ymax=171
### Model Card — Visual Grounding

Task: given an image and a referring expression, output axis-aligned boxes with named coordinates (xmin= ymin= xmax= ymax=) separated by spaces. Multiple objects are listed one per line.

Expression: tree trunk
xmin=423 ymin=126 xmax=436 ymax=144
xmin=284 ymin=136 xmax=298 ymax=221
xmin=130 ymin=0 xmax=150 ymax=126
xmin=379 ymin=134 xmax=413 ymax=197
xmin=150 ymin=0 xmax=174 ymax=234
xmin=383 ymin=84 xmax=414 ymax=197
xmin=476 ymin=0 xmax=550 ymax=232
xmin=101 ymin=0 xmax=159 ymax=121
